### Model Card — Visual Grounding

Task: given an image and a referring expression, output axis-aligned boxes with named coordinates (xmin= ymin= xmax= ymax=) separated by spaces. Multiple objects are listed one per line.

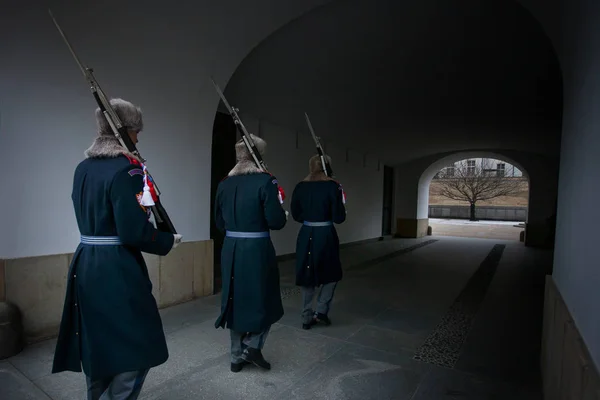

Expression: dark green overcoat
xmin=52 ymin=153 xmax=174 ymax=380
xmin=214 ymin=172 xmax=287 ymax=333
xmin=291 ymin=180 xmax=346 ymax=287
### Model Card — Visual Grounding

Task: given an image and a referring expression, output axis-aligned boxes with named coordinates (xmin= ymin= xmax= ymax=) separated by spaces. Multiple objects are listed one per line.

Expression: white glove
xmin=285 ymin=210 xmax=289 ymax=220
xmin=172 ymin=234 xmax=183 ymax=249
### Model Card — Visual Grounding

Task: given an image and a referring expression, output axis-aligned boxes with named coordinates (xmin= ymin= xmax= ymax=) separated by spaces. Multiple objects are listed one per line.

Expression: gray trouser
xmin=86 ymin=369 xmax=149 ymax=400
xmin=301 ymin=282 xmax=338 ymax=324
xmin=230 ymin=326 xmax=271 ymax=363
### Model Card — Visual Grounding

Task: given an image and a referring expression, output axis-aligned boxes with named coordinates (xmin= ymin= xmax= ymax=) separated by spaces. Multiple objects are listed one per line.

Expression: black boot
xmin=242 ymin=348 xmax=271 ymax=370
xmin=302 ymin=318 xmax=317 ymax=330
xmin=230 ymin=360 xmax=249 ymax=373
xmin=315 ymin=313 xmax=331 ymax=326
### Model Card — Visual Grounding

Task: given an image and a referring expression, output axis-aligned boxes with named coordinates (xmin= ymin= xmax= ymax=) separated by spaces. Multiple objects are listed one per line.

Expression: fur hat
xmin=228 ymin=134 xmax=267 ymax=176
xmin=96 ymin=98 xmax=144 ymax=137
xmin=235 ymin=134 xmax=266 ymax=161
xmin=304 ymin=154 xmax=333 ymax=181
xmin=309 ymin=154 xmax=332 ymax=174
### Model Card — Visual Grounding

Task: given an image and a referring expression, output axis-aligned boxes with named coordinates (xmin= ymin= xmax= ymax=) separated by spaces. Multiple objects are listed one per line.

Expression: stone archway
xmin=417 ymin=151 xmax=530 ymax=219
xmin=417 ymin=151 xmax=530 ymax=240
xmin=393 ymin=150 xmax=557 ymax=248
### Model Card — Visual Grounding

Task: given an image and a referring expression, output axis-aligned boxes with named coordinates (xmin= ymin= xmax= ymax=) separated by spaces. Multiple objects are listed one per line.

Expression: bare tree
xmin=434 ymin=159 xmax=524 ymax=221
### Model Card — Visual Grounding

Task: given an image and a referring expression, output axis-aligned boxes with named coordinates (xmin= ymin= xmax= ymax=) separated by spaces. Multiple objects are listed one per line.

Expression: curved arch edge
xmin=417 ymin=151 xmax=530 ymax=220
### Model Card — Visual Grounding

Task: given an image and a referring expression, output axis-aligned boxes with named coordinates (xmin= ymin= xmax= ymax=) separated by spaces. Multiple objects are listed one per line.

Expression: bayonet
xmin=211 ymin=78 xmax=288 ymax=205
xmin=304 ymin=112 xmax=334 ymax=177
xmin=49 ymin=10 xmax=134 ymax=159
xmin=210 ymin=77 xmax=268 ymax=173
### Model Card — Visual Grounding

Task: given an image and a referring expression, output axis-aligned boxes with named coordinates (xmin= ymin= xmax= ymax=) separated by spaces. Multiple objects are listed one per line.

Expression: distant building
xmin=433 ymin=157 xmax=523 ymax=179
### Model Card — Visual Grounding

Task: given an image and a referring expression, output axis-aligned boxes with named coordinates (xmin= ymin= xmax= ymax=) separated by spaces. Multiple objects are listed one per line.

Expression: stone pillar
xmin=393 ymin=164 xmax=423 ymax=238
xmin=525 ymin=220 xmax=555 ymax=248
xmin=395 ymin=218 xmax=429 ymax=238
xmin=523 ymin=164 xmax=558 ymax=249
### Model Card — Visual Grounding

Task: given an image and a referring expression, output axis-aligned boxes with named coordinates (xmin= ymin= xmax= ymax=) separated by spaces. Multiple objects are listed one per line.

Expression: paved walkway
xmin=429 ymin=218 xmax=525 ymax=241
xmin=1 ymin=236 xmax=550 ymax=399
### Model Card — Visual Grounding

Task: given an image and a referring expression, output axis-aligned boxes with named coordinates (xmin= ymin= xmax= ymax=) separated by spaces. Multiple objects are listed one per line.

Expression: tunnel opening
xmin=419 ymin=152 xmax=531 ymax=242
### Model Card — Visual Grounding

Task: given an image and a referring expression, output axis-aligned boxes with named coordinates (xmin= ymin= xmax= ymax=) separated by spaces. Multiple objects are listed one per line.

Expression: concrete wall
xmin=0 ymin=1 xmax=384 ymax=341
xmin=541 ymin=275 xmax=600 ymax=399
xmin=0 ymin=107 xmax=382 ymax=342
xmin=0 ymin=241 xmax=214 ymax=343
xmin=0 ymin=0 xmax=332 ymax=260
xmin=517 ymin=0 xmax=600 ymax=385
xmin=550 ymin=0 xmax=600 ymax=372
xmin=428 ymin=206 xmax=528 ymax=221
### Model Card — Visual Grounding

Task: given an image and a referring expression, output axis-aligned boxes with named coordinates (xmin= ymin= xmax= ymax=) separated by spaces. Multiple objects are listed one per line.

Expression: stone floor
xmin=0 ymin=236 xmax=551 ymax=400
xmin=429 ymin=218 xmax=525 ymax=241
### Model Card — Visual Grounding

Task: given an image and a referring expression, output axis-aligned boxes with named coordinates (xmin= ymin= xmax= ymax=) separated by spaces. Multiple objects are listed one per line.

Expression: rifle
xmin=49 ymin=10 xmax=177 ymax=234
xmin=304 ymin=112 xmax=334 ymax=178
xmin=304 ymin=112 xmax=347 ymax=205
xmin=210 ymin=77 xmax=286 ymax=204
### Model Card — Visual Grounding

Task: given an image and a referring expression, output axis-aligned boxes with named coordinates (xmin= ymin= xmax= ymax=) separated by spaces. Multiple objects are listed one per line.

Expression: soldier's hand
xmin=285 ymin=210 xmax=289 ymax=220
xmin=172 ymin=234 xmax=183 ymax=249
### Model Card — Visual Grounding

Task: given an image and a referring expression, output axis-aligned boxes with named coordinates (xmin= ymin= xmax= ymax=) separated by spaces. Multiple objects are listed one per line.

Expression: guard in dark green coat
xmin=291 ymin=155 xmax=346 ymax=330
xmin=51 ymin=98 xmax=183 ymax=400
xmin=214 ymin=134 xmax=288 ymax=373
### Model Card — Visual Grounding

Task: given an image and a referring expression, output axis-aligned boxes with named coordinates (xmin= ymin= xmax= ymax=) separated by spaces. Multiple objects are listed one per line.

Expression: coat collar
xmin=303 ymin=171 xmax=334 ymax=182
xmin=228 ymin=160 xmax=263 ymax=176
xmin=84 ymin=135 xmax=142 ymax=162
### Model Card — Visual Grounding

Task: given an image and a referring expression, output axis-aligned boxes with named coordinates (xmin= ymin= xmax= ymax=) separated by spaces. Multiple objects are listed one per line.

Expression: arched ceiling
xmin=224 ymin=0 xmax=563 ymax=165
